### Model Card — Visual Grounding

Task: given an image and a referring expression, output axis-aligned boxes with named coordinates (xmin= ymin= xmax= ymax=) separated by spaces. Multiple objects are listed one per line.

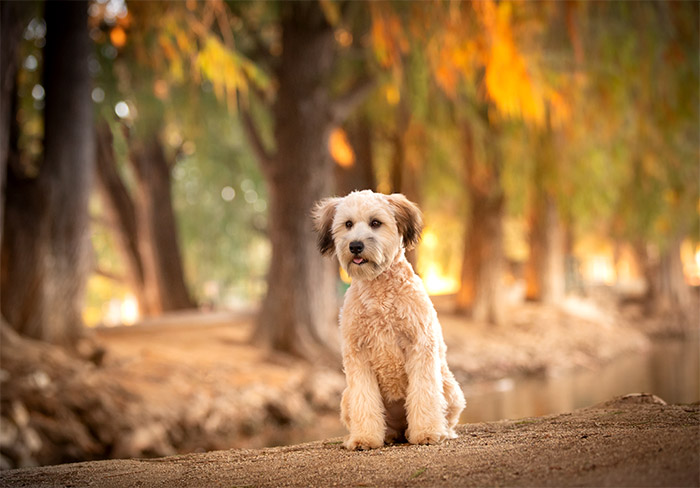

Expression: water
xmin=460 ymin=334 xmax=700 ymax=424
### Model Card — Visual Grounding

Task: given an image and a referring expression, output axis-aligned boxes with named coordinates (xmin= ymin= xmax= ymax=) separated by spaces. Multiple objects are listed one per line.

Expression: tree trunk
xmin=2 ymin=0 xmax=93 ymax=344
xmin=127 ymin=129 xmax=194 ymax=314
xmin=526 ymin=194 xmax=565 ymax=304
xmin=335 ymin=115 xmax=375 ymax=196
xmin=456 ymin=119 xmax=505 ymax=325
xmin=251 ymin=3 xmax=339 ymax=360
xmin=644 ymin=235 xmax=694 ymax=326
xmin=95 ymin=122 xmax=153 ymax=315
xmin=525 ymin=128 xmax=566 ymax=304
xmin=0 ymin=1 xmax=32 ymax=302
xmin=388 ymin=99 xmax=421 ymax=268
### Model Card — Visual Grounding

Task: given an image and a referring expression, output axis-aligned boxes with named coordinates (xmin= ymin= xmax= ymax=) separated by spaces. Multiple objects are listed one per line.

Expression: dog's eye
xmin=370 ymin=219 xmax=382 ymax=229
xmin=345 ymin=220 xmax=353 ymax=229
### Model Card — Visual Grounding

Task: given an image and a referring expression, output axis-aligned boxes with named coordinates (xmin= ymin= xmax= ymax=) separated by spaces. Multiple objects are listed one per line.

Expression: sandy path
xmin=2 ymin=394 xmax=697 ymax=487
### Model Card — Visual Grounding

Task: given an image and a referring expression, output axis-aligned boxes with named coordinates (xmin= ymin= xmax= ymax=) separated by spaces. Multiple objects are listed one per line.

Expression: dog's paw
xmin=344 ymin=436 xmax=384 ymax=451
xmin=407 ymin=430 xmax=446 ymax=446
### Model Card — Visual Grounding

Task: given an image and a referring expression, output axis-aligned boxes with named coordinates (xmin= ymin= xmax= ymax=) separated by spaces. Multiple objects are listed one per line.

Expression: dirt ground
xmin=4 ymin=293 xmax=696 ymax=471
xmin=0 ymin=296 xmax=670 ymax=469
xmin=1 ymin=394 xmax=697 ymax=487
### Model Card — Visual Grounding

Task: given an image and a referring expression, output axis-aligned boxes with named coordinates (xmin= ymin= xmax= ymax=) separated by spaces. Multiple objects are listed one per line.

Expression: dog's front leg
xmin=342 ymin=353 xmax=385 ymax=450
xmin=405 ymin=344 xmax=449 ymax=445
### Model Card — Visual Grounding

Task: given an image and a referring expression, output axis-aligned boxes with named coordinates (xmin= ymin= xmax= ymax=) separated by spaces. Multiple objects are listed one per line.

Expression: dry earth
xmin=1 ymin=394 xmax=698 ymax=488
xmin=0 ymin=297 xmax=672 ymax=469
xmin=5 ymin=292 xmax=698 ymax=473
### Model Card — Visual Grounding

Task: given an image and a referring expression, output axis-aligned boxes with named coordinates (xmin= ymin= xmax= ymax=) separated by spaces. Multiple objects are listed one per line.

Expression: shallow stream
xmin=460 ymin=333 xmax=700 ymax=423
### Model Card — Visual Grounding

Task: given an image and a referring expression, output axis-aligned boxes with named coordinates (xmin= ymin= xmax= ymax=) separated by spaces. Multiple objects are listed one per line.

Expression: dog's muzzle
xmin=349 ymin=241 xmax=368 ymax=265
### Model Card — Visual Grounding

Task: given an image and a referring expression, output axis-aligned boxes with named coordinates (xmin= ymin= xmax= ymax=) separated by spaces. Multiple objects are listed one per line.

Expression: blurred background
xmin=0 ymin=0 xmax=698 ymax=470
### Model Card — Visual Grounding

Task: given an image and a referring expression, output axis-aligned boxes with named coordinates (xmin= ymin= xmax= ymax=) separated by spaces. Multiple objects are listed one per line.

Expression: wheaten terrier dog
xmin=313 ymin=190 xmax=465 ymax=450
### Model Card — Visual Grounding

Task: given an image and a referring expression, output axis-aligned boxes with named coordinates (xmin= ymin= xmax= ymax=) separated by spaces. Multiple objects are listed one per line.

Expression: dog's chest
xmin=343 ymin=280 xmax=426 ymax=400
xmin=365 ymin=325 xmax=410 ymax=400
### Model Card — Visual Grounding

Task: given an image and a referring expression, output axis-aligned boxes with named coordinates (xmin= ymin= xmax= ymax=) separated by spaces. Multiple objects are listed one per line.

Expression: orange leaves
xmin=547 ymin=90 xmax=572 ymax=128
xmin=403 ymin=0 xmax=572 ymax=128
xmin=428 ymin=18 xmax=477 ymax=99
xmin=109 ymin=26 xmax=127 ymax=48
xmin=370 ymin=3 xmax=409 ymax=71
xmin=329 ymin=128 xmax=355 ymax=168
xmin=478 ymin=0 xmax=546 ymax=125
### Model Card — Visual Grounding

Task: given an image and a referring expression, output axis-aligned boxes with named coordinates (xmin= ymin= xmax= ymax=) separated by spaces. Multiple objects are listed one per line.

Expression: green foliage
xmin=569 ymin=1 xmax=700 ymax=247
xmin=17 ymin=0 xmax=695 ymax=318
xmin=170 ymin=105 xmax=269 ymax=304
xmin=87 ymin=0 xmax=273 ymax=307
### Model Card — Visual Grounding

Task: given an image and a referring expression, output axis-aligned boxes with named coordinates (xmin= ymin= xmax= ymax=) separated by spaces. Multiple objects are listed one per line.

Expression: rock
xmin=9 ymin=402 xmax=29 ymax=429
xmin=20 ymin=427 xmax=42 ymax=454
xmin=594 ymin=393 xmax=668 ymax=409
xmin=0 ymin=419 xmax=17 ymax=449
xmin=112 ymin=423 xmax=174 ymax=459
xmin=303 ymin=371 xmax=345 ymax=412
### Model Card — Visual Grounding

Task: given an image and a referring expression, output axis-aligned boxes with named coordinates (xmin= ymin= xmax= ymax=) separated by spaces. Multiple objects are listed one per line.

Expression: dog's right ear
xmin=312 ymin=197 xmax=341 ymax=256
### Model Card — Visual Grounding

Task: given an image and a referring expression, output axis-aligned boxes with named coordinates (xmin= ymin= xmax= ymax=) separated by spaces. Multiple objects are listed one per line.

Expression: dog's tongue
xmin=353 ymin=257 xmax=364 ymax=264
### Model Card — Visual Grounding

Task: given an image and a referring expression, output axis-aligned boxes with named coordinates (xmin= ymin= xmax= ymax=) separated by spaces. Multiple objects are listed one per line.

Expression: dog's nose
xmin=349 ymin=241 xmax=364 ymax=255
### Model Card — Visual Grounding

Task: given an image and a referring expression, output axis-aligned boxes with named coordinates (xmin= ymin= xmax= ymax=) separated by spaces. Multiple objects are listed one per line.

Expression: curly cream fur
xmin=313 ymin=190 xmax=466 ymax=450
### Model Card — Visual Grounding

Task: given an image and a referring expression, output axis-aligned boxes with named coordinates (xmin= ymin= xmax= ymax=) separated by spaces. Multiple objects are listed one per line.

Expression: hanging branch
xmin=240 ymin=104 xmax=275 ymax=173
xmin=329 ymin=75 xmax=376 ymax=125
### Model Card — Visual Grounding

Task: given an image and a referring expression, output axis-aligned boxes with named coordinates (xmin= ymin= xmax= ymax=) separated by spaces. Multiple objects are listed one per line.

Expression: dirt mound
xmin=1 ymin=397 xmax=697 ymax=487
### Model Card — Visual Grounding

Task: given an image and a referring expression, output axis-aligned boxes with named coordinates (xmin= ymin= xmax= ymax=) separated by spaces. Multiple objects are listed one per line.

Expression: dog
xmin=313 ymin=190 xmax=465 ymax=450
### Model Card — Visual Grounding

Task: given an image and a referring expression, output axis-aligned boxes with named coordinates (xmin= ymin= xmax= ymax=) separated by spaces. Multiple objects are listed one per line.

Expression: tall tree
xmin=95 ymin=121 xmax=195 ymax=316
xmin=91 ymin=2 xmax=252 ymax=316
xmin=246 ymin=3 xmax=339 ymax=359
xmin=524 ymin=122 xmax=566 ymax=304
xmin=126 ymin=127 xmax=195 ymax=314
xmin=239 ymin=2 xmax=374 ymax=360
xmin=412 ymin=0 xmax=556 ymax=323
xmin=0 ymin=1 xmax=33 ymax=304
xmin=571 ymin=2 xmax=698 ymax=324
xmin=2 ymin=0 xmax=94 ymax=344
xmin=95 ymin=121 xmax=149 ymax=313
xmin=455 ymin=114 xmax=506 ymax=324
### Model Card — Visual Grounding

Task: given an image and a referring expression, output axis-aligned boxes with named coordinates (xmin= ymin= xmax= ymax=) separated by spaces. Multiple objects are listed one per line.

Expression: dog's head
xmin=312 ymin=190 xmax=423 ymax=280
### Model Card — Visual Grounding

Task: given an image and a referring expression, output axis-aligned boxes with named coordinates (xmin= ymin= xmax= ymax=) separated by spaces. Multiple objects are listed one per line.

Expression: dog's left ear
xmin=312 ymin=197 xmax=341 ymax=256
xmin=387 ymin=193 xmax=423 ymax=250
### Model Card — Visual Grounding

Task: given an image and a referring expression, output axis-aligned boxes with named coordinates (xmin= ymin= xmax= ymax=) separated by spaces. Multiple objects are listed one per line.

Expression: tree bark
xmin=456 ymin=119 xmax=505 ymax=325
xmin=525 ymin=129 xmax=566 ymax=304
xmin=251 ymin=3 xmax=340 ymax=361
xmin=2 ymin=0 xmax=93 ymax=344
xmin=655 ymin=235 xmax=693 ymax=322
xmin=388 ymin=99 xmax=421 ymax=268
xmin=0 ymin=1 xmax=32 ymax=303
xmin=636 ymin=235 xmax=695 ymax=327
xmin=95 ymin=122 xmax=153 ymax=315
xmin=127 ymin=129 xmax=194 ymax=314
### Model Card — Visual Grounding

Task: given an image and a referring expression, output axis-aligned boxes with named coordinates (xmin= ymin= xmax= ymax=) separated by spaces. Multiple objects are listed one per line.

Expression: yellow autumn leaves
xmin=370 ymin=0 xmax=572 ymax=128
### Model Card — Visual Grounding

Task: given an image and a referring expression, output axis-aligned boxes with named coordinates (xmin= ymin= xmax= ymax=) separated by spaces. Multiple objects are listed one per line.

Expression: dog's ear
xmin=387 ymin=193 xmax=423 ymax=250
xmin=312 ymin=197 xmax=341 ymax=256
